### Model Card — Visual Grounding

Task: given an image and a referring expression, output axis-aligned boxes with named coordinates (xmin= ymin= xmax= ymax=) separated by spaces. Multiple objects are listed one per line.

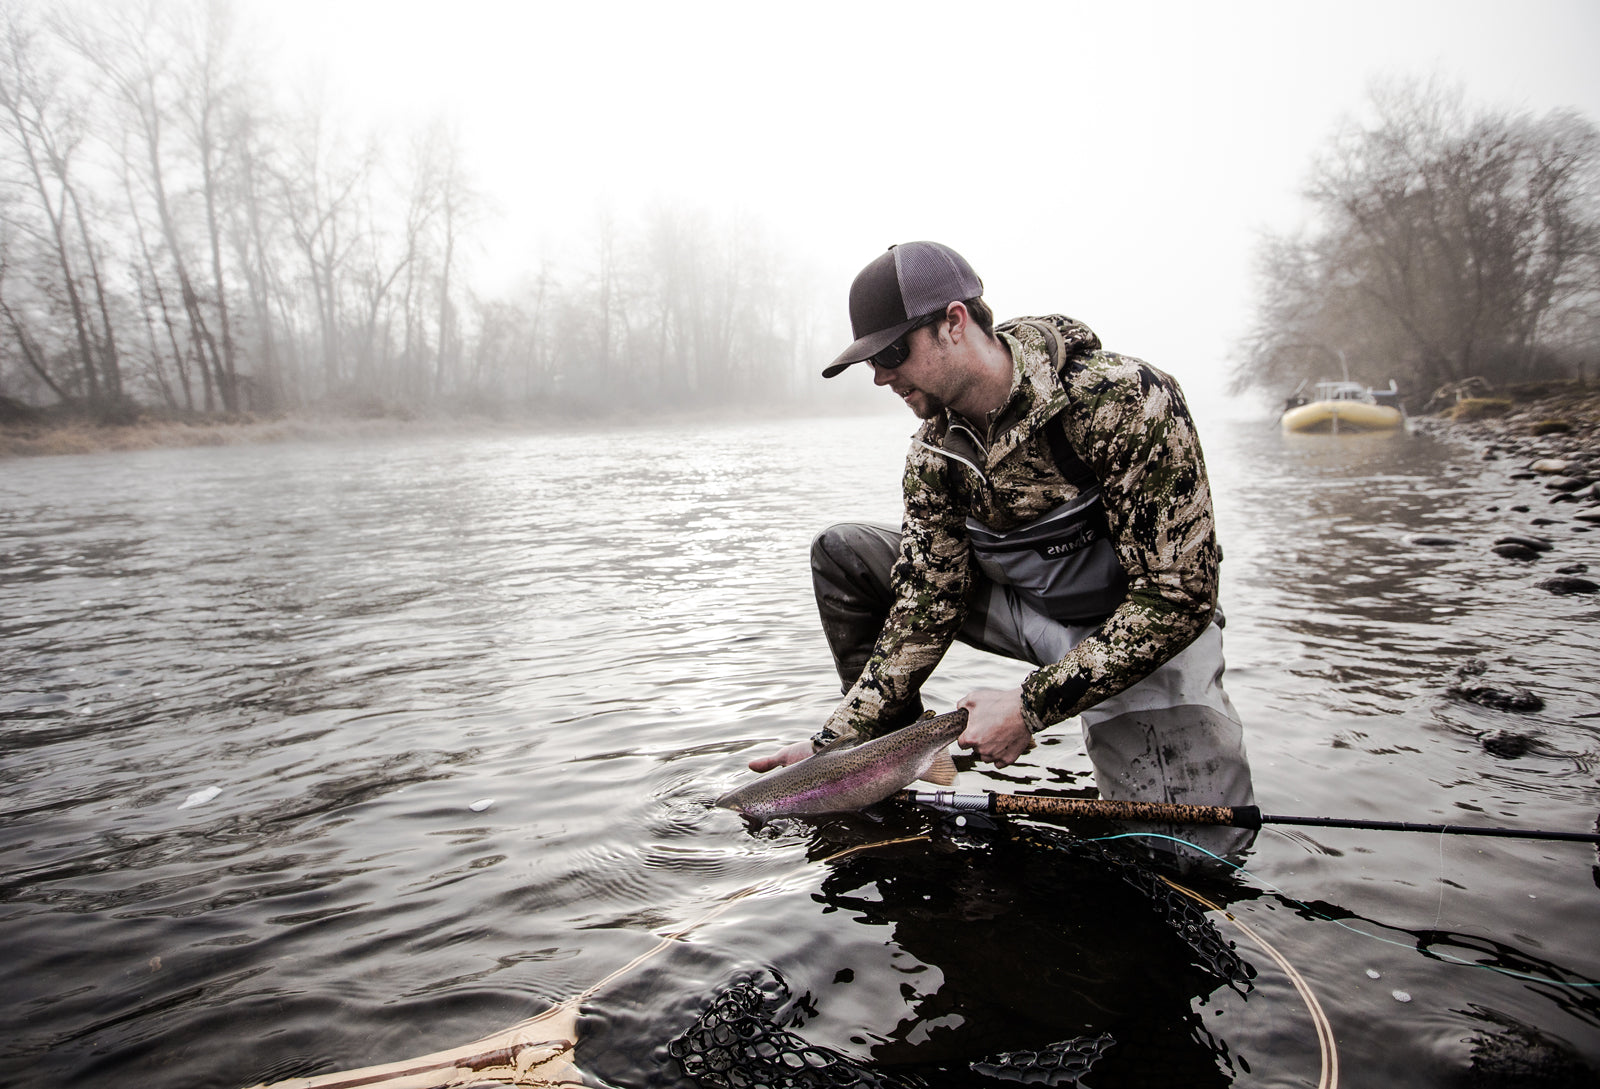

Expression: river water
xmin=2 ymin=412 xmax=1597 ymax=1088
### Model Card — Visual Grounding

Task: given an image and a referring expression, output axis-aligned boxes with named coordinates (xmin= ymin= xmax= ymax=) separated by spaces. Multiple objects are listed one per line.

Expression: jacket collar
xmin=916 ymin=315 xmax=1101 ymax=469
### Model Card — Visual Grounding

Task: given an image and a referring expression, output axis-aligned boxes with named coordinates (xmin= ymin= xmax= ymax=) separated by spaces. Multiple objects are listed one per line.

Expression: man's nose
xmin=870 ymin=363 xmax=893 ymax=386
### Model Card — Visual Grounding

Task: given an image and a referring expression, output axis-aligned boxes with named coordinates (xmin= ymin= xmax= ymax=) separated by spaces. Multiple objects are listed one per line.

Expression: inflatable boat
xmin=1280 ymin=380 xmax=1404 ymax=434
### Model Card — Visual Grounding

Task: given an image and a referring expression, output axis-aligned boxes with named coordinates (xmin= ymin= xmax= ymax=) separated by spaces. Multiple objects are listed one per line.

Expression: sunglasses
xmin=868 ymin=312 xmax=945 ymax=370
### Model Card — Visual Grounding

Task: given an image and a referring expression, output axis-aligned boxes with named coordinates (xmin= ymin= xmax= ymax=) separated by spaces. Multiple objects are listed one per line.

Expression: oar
xmin=900 ymin=790 xmax=1600 ymax=845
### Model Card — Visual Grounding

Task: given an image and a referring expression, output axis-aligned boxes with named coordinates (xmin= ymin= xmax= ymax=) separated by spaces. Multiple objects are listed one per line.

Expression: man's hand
xmin=956 ymin=687 xmax=1036 ymax=768
xmin=747 ymin=739 xmax=814 ymax=773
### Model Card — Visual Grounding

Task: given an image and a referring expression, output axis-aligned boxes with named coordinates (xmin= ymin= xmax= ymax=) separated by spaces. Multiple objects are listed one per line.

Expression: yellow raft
xmin=1280 ymin=380 xmax=1404 ymax=434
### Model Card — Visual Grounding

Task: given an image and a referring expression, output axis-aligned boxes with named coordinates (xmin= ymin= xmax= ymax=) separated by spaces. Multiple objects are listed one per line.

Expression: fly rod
xmin=900 ymin=790 xmax=1600 ymax=845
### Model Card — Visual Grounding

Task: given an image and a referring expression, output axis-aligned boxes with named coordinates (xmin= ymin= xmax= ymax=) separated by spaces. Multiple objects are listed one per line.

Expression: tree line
xmin=1233 ymin=81 xmax=1600 ymax=402
xmin=0 ymin=0 xmax=839 ymax=424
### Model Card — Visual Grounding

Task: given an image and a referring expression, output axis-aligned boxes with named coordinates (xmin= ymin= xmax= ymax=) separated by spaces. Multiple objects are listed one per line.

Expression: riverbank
xmin=1415 ymin=380 xmax=1600 ymax=514
xmin=0 ymin=412 xmax=442 ymax=458
xmin=0 ymin=402 xmax=859 ymax=459
xmin=1425 ymin=379 xmax=1600 ymax=450
xmin=1410 ymin=382 xmax=1600 ymax=599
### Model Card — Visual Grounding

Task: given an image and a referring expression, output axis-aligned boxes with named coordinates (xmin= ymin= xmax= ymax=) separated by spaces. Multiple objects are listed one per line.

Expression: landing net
xmin=668 ymin=824 xmax=1255 ymax=1088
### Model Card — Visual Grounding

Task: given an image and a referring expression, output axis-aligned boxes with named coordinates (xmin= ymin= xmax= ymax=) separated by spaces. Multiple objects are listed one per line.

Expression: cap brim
xmin=821 ymin=314 xmax=923 ymax=378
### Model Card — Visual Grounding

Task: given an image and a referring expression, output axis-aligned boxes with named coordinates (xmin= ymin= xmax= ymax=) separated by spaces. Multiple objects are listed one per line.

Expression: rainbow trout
xmin=717 ymin=709 xmax=966 ymax=819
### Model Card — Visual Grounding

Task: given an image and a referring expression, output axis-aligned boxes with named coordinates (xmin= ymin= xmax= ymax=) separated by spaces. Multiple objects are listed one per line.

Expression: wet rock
xmin=1555 ymin=563 xmax=1590 ymax=575
xmin=1494 ymin=535 xmax=1553 ymax=552
xmin=1529 ymin=419 xmax=1573 ymax=435
xmin=1406 ymin=533 xmax=1463 ymax=547
xmin=1446 ymin=684 xmax=1545 ymax=712
xmin=1537 ymin=576 xmax=1599 ymax=595
xmin=1481 ymin=731 xmax=1535 ymax=758
xmin=1544 ymin=476 xmax=1588 ymax=492
xmin=1529 ymin=458 xmax=1571 ymax=473
xmin=1464 ymin=1015 xmax=1596 ymax=1087
xmin=1575 ymin=509 xmax=1600 ymax=524
xmin=1491 ymin=543 xmax=1540 ymax=560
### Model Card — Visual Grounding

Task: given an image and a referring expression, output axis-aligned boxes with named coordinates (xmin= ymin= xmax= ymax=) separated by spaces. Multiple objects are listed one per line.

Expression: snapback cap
xmin=823 ymin=242 xmax=983 ymax=378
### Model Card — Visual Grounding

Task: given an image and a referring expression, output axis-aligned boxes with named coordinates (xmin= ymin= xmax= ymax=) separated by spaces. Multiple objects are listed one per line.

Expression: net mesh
xmin=969 ymin=1034 xmax=1117 ymax=1085
xmin=667 ymin=969 xmax=1118 ymax=1089
xmin=668 ymin=970 xmax=909 ymax=1089
xmin=1045 ymin=828 xmax=1256 ymax=991
xmin=668 ymin=824 xmax=1254 ymax=1088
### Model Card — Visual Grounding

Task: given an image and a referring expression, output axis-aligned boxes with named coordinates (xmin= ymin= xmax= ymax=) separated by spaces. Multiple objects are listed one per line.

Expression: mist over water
xmin=2 ymin=415 xmax=1597 ymax=1087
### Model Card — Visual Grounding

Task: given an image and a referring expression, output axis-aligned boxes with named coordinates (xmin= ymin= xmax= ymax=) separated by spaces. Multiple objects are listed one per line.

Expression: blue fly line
xmin=1089 ymin=831 xmax=1600 ymax=990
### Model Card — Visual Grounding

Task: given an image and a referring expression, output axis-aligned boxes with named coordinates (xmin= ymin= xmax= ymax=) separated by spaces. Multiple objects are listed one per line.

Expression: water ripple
xmin=2 ymin=418 xmax=1598 ymax=1086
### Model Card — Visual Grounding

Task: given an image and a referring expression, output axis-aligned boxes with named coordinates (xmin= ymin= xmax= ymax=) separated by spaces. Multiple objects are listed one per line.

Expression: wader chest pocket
xmin=968 ymin=489 xmax=1127 ymax=622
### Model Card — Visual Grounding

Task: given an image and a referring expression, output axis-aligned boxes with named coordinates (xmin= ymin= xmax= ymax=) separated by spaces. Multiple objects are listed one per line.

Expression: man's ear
xmin=943 ymin=300 xmax=969 ymax=343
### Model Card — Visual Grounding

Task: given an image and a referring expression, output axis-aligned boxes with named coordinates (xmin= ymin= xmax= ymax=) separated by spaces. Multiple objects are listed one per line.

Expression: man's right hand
xmin=747 ymin=739 xmax=815 ymax=773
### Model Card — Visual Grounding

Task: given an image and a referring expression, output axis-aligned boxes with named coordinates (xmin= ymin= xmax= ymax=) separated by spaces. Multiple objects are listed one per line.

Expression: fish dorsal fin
xmin=919 ymin=747 xmax=958 ymax=788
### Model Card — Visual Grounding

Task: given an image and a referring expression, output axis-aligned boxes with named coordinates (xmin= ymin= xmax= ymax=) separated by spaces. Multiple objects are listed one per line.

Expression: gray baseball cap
xmin=823 ymin=242 xmax=983 ymax=378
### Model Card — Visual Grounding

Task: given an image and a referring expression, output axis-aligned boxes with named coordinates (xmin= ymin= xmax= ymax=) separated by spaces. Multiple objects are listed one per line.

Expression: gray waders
xmin=813 ymin=522 xmax=1257 ymax=863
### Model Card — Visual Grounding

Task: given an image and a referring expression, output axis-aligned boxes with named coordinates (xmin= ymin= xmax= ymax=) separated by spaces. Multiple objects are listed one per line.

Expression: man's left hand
xmin=956 ymin=687 xmax=1036 ymax=768
xmin=747 ymin=739 xmax=814 ymax=773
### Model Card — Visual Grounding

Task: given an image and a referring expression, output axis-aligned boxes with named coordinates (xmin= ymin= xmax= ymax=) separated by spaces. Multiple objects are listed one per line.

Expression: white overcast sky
xmin=239 ymin=0 xmax=1599 ymax=409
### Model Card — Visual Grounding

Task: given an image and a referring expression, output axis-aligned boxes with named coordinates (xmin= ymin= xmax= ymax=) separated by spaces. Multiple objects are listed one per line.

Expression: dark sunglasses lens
xmin=871 ymin=341 xmax=908 ymax=369
xmin=869 ymin=313 xmax=941 ymax=369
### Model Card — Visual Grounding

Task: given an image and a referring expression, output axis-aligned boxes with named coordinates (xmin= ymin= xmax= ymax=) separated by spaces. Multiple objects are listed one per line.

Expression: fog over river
xmin=2 ymin=413 xmax=1597 ymax=1087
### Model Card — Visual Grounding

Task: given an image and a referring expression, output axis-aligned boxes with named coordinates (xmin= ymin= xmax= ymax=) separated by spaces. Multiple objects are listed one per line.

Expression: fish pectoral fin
xmin=919 ymin=748 xmax=958 ymax=788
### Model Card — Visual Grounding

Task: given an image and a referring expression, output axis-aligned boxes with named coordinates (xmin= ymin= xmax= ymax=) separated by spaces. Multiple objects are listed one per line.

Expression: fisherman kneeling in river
xmin=749 ymin=241 xmax=1256 ymax=863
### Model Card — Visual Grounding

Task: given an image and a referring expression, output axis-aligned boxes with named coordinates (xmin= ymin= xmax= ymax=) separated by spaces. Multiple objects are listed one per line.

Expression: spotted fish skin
xmin=718 ymin=710 xmax=966 ymax=820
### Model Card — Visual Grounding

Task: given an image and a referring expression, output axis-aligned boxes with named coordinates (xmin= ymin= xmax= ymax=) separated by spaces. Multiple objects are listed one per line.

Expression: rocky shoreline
xmin=1411 ymin=381 xmax=1600 ymax=596
xmin=1400 ymin=382 xmax=1599 ymax=759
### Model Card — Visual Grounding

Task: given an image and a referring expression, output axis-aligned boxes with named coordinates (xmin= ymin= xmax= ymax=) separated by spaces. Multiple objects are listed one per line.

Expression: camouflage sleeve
xmin=822 ymin=437 xmax=971 ymax=741
xmin=1019 ymin=357 xmax=1221 ymax=730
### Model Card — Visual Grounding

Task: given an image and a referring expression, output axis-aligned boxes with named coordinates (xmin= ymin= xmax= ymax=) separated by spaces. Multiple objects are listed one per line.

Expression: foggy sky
xmin=240 ymin=0 xmax=1600 ymax=417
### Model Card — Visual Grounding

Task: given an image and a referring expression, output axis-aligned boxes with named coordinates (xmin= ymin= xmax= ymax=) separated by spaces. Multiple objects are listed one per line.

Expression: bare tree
xmin=122 ymin=151 xmax=195 ymax=410
xmin=1 ymin=0 xmax=838 ymax=422
xmin=225 ymin=101 xmax=290 ymax=409
xmin=1234 ymin=80 xmax=1600 ymax=397
xmin=273 ymin=90 xmax=370 ymax=399
xmin=351 ymin=143 xmax=431 ymax=398
xmin=425 ymin=121 xmax=475 ymax=398
xmin=591 ymin=202 xmax=621 ymax=390
xmin=55 ymin=0 xmax=237 ymax=410
xmin=0 ymin=233 xmax=73 ymax=402
xmin=170 ymin=0 xmax=248 ymax=410
xmin=0 ymin=7 xmax=116 ymax=408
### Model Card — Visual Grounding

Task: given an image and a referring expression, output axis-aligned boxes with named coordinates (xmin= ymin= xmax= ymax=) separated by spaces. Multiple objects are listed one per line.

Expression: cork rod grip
xmin=988 ymin=795 xmax=1260 ymax=828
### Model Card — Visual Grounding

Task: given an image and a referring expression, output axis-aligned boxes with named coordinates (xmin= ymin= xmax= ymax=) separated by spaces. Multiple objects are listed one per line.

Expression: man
xmin=751 ymin=241 xmax=1255 ymax=859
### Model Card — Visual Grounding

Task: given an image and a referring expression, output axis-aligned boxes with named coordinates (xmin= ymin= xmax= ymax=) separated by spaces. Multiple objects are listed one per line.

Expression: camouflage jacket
xmin=822 ymin=315 xmax=1221 ymax=740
